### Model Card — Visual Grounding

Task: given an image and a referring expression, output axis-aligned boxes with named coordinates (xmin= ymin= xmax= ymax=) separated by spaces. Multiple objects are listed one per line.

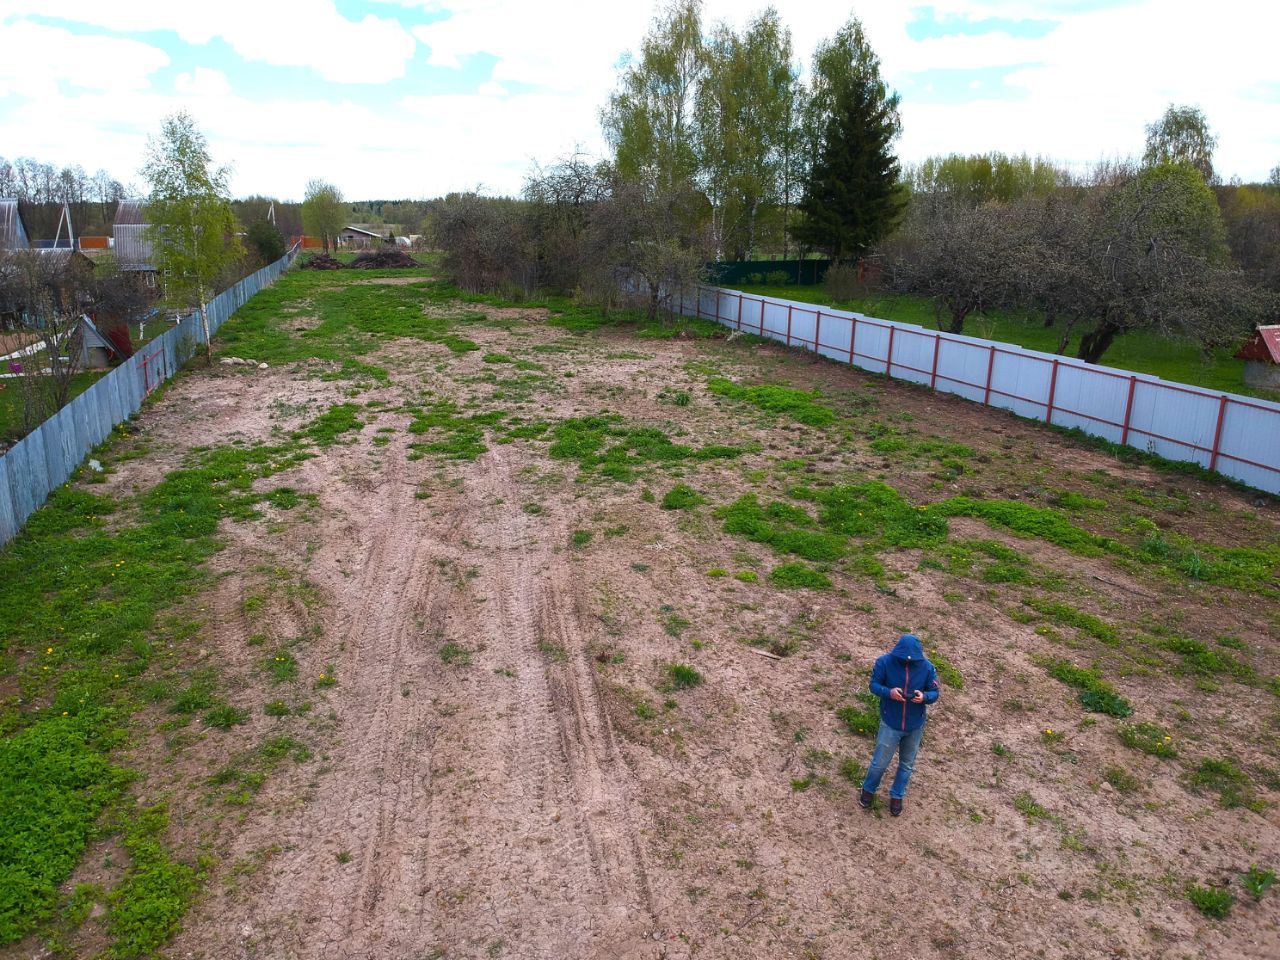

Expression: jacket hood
xmin=891 ymin=634 xmax=925 ymax=662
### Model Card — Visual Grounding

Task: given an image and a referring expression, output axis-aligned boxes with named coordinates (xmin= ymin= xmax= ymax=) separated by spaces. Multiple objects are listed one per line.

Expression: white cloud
xmin=0 ymin=20 xmax=169 ymax=98
xmin=2 ymin=0 xmax=1278 ymax=198
xmin=1 ymin=1 xmax=417 ymax=83
xmin=174 ymin=67 xmax=231 ymax=98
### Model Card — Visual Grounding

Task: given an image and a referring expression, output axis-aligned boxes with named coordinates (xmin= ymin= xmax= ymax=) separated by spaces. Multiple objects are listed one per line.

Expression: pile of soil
xmin=349 ymin=248 xmax=421 ymax=269
xmin=300 ymin=255 xmax=345 ymax=270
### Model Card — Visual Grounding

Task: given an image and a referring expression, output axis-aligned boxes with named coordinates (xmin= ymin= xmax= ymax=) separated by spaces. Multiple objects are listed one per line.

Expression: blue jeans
xmin=862 ymin=719 xmax=926 ymax=799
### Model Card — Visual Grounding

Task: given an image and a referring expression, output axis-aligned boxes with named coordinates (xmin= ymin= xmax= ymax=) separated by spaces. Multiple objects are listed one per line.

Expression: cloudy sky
xmin=1 ymin=1 xmax=1276 ymax=200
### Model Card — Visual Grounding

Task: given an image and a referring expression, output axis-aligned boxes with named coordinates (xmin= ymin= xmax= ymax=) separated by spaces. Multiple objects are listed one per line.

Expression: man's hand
xmin=889 ymin=687 xmax=906 ymax=702
xmin=911 ymin=690 xmax=925 ymax=704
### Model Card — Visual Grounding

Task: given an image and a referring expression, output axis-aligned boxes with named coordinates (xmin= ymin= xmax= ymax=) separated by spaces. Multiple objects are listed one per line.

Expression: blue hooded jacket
xmin=869 ymin=634 xmax=940 ymax=732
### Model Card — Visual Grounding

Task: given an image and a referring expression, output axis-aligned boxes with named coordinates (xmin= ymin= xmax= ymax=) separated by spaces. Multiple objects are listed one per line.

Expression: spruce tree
xmin=792 ymin=77 xmax=904 ymax=262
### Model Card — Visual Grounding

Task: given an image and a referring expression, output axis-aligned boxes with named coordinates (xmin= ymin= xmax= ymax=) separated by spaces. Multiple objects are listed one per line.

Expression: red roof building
xmin=1235 ymin=325 xmax=1280 ymax=389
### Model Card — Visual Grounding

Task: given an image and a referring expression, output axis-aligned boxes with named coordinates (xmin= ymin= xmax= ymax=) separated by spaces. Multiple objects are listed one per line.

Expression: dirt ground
xmin=24 ymin=277 xmax=1280 ymax=960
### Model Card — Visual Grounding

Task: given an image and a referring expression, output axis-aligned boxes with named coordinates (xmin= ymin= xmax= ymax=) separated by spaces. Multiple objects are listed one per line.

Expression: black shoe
xmin=859 ymin=789 xmax=874 ymax=809
xmin=889 ymin=797 xmax=903 ymax=817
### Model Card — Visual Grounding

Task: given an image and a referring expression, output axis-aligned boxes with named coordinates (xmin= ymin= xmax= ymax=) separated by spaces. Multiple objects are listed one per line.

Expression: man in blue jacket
xmin=859 ymin=633 xmax=941 ymax=816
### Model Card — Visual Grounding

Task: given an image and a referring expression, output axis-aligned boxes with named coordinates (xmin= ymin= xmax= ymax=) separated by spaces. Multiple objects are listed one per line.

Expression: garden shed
xmin=1234 ymin=325 xmax=1280 ymax=390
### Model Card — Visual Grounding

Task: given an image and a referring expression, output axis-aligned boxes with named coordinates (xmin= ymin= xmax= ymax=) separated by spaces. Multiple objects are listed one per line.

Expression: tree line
xmin=888 ymin=108 xmax=1279 ymax=362
xmin=0 ymin=156 xmax=131 ymax=238
xmin=429 ymin=0 xmax=901 ymax=318
xmin=427 ymin=1 xmax=1277 ymax=366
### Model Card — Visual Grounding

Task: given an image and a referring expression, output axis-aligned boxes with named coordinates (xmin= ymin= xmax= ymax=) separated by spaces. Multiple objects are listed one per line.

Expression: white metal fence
xmin=680 ymin=285 xmax=1280 ymax=496
xmin=0 ymin=245 xmax=299 ymax=546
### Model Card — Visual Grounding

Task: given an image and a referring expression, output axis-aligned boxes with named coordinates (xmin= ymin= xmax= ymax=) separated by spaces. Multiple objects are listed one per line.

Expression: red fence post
xmin=1045 ymin=359 xmax=1061 ymax=424
xmin=736 ymin=293 xmax=743 ymax=331
xmin=814 ymin=310 xmax=822 ymax=353
xmin=983 ymin=346 xmax=997 ymax=405
xmin=786 ymin=304 xmax=793 ymax=346
xmin=759 ymin=297 xmax=766 ymax=336
xmin=886 ymin=325 xmax=896 ymax=376
xmin=1209 ymin=395 xmax=1230 ymax=471
xmin=848 ymin=316 xmax=857 ymax=364
xmin=929 ymin=334 xmax=942 ymax=388
xmin=1121 ymin=376 xmax=1138 ymax=446
xmin=696 ymin=287 xmax=704 ymax=319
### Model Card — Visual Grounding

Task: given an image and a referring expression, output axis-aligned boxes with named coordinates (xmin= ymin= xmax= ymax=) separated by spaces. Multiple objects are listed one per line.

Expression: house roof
xmin=0 ymin=199 xmax=30 ymax=250
xmin=1234 ymin=325 xmax=1280 ymax=365
xmin=341 ymin=225 xmax=385 ymax=238
xmin=114 ymin=199 xmax=147 ymax=226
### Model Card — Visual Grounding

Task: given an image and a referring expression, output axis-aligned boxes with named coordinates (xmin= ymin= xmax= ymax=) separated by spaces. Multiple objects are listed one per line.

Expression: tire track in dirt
xmin=417 ymin=444 xmax=660 ymax=959
xmin=235 ymin=448 xmax=468 ymax=959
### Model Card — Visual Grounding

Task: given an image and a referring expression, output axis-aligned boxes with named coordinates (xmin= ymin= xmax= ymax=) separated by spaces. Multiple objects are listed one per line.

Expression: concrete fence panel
xmin=6 ymin=432 xmax=50 ymax=528
xmin=0 ymin=458 xmax=14 ymax=545
xmin=41 ymin=405 xmax=78 ymax=490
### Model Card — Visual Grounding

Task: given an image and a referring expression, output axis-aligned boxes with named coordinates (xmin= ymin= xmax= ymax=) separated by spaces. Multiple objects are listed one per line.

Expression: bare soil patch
xmin=33 ymin=277 xmax=1280 ymax=960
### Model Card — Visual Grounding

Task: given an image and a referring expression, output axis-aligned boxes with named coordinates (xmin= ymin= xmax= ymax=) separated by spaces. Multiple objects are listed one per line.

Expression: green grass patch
xmin=105 ymin=804 xmax=201 ymax=958
xmin=1242 ymin=866 xmax=1275 ymax=900
xmin=1040 ymin=658 xmax=1133 ymax=717
xmin=1117 ymin=721 xmax=1177 ymax=759
xmin=1023 ymin=597 xmax=1120 ymax=645
xmin=707 ymin=378 xmax=835 ymax=426
xmin=927 ymin=648 xmax=964 ymax=690
xmin=548 ymin=414 xmax=741 ymax=482
xmin=835 ymin=692 xmax=880 ymax=737
xmin=0 ymin=435 xmax=316 ymax=946
xmin=440 ymin=642 xmax=471 ymax=666
xmin=935 ymin=498 xmax=1116 ymax=556
xmin=661 ymin=483 xmax=704 ymax=510
xmin=1158 ymin=635 xmax=1256 ymax=681
xmin=296 ymin=403 xmax=363 ymax=448
xmin=261 ymin=650 xmax=298 ymax=683
xmin=406 ymin=399 xmax=498 ymax=461
xmin=768 ymin=563 xmax=832 ymax=590
xmin=1188 ymin=758 xmax=1264 ymax=811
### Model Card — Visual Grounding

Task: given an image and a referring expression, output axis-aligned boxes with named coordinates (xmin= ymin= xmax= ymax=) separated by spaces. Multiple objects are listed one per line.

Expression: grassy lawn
xmin=733 ymin=282 xmax=1275 ymax=401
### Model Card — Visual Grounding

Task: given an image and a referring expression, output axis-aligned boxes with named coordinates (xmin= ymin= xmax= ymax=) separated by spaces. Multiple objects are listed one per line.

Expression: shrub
xmin=764 ymin=270 xmax=791 ymax=286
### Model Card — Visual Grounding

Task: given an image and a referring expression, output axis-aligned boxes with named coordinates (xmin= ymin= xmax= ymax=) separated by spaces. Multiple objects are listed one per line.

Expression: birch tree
xmin=141 ymin=111 xmax=242 ymax=362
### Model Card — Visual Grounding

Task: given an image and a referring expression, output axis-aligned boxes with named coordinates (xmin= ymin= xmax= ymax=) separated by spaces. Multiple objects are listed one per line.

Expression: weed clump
xmin=1117 ymin=722 xmax=1177 ymax=759
xmin=1186 ymin=883 xmax=1232 ymax=919
xmin=663 ymin=663 xmax=704 ymax=691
